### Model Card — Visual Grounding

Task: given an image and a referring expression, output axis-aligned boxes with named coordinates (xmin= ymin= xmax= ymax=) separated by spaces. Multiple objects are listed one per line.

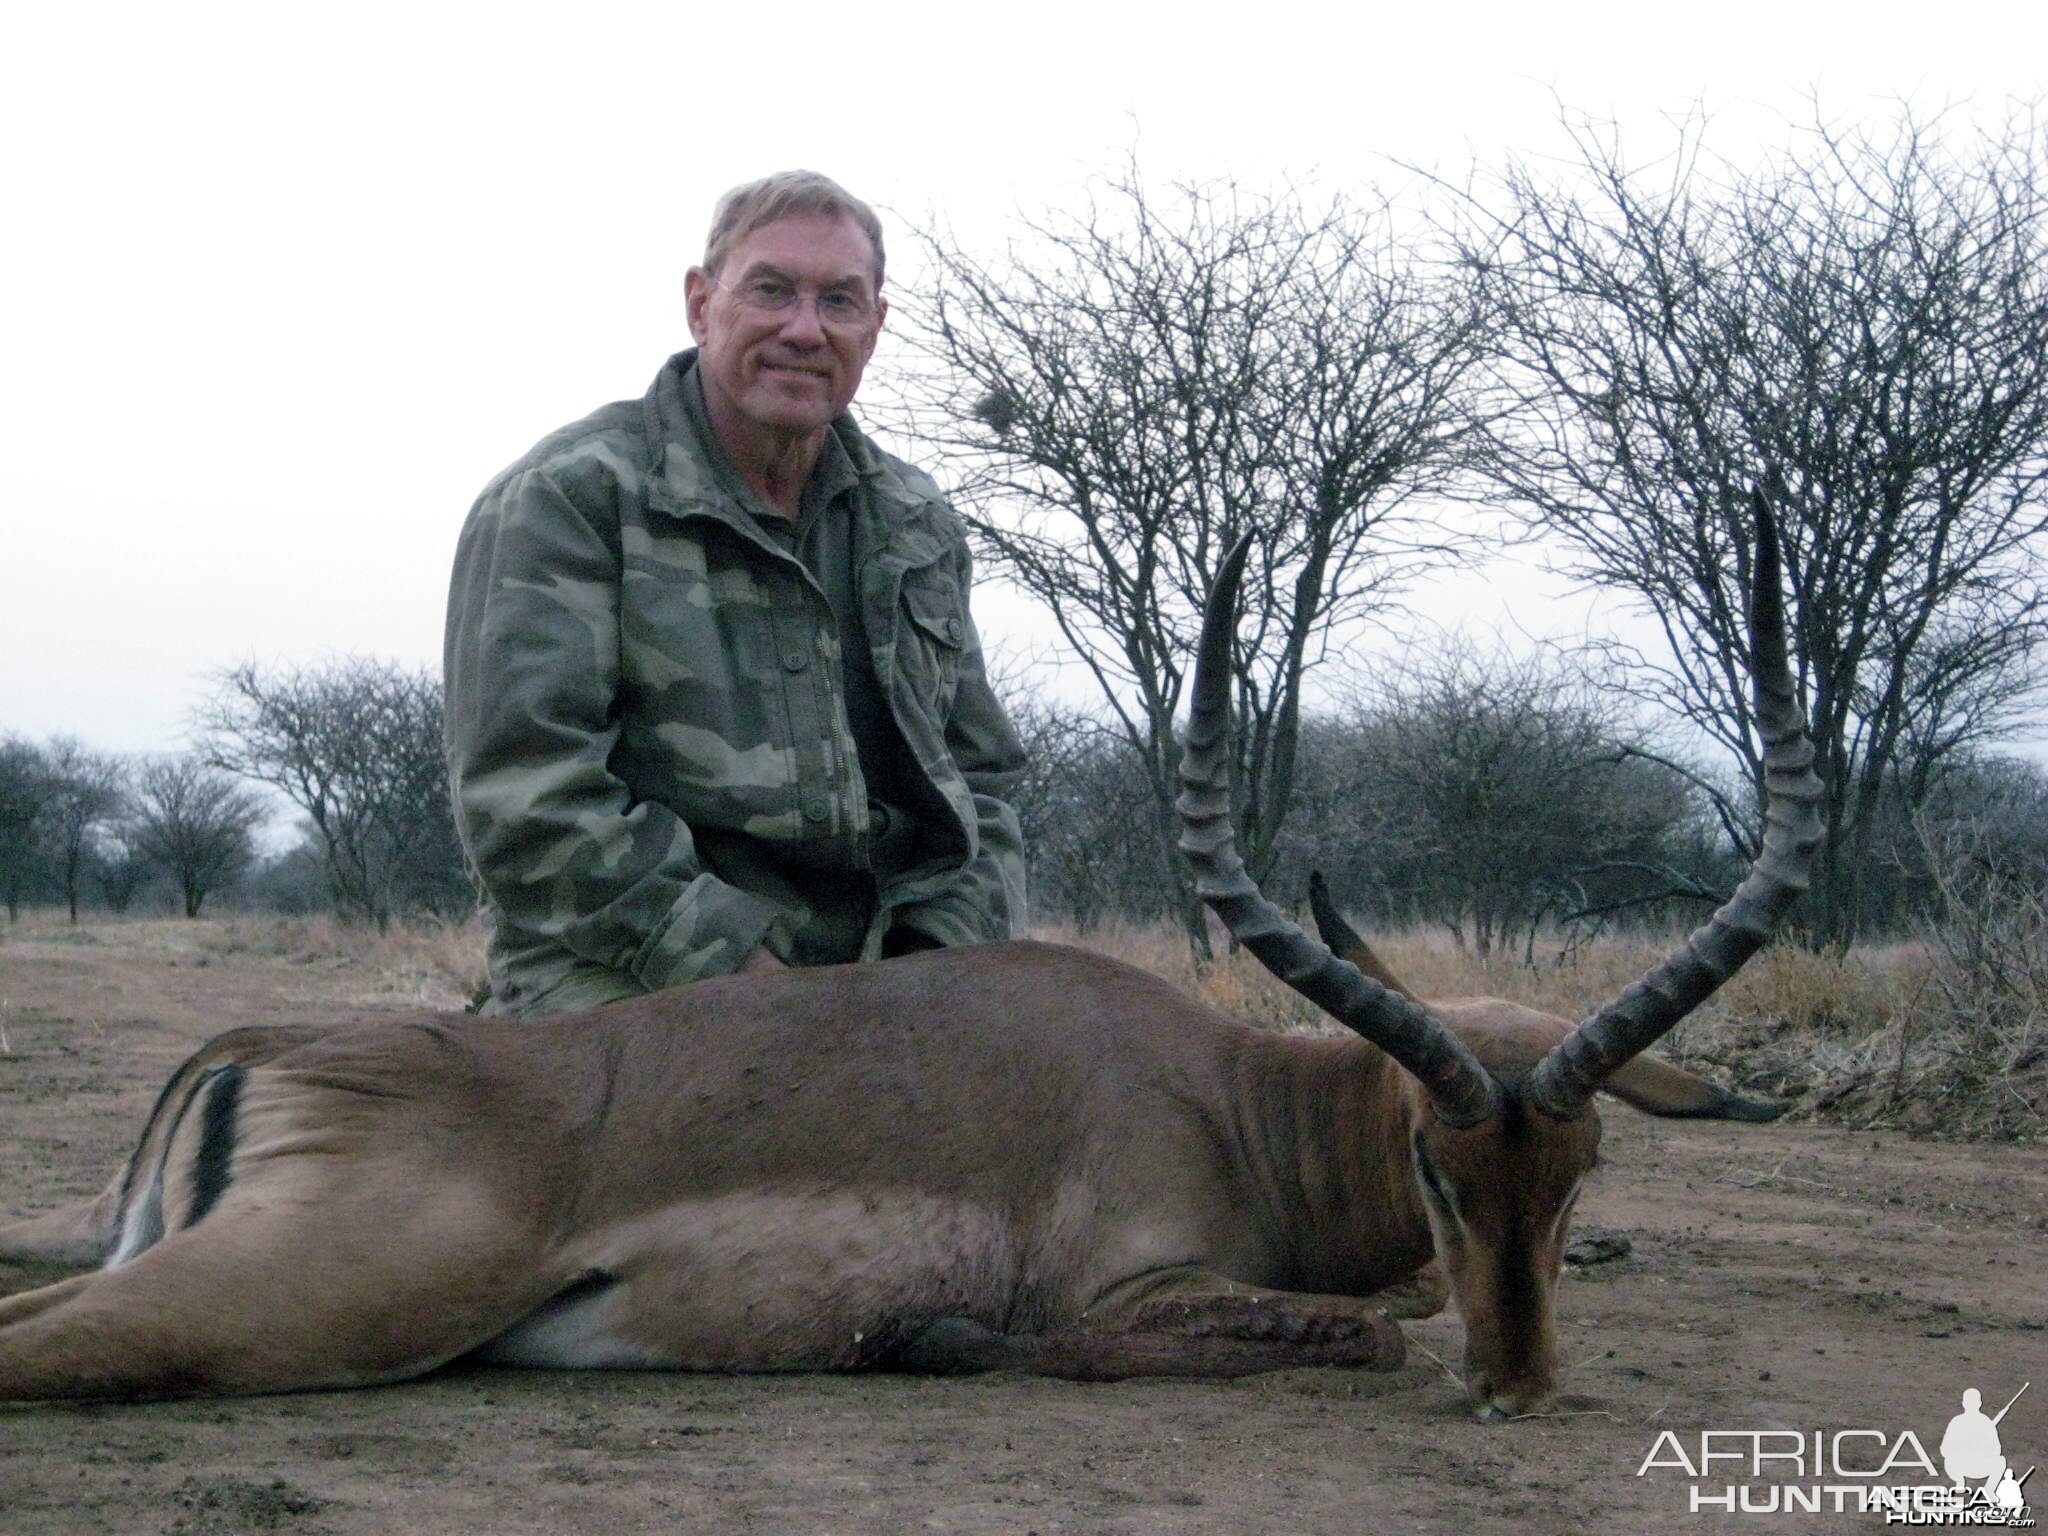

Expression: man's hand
xmin=738 ymin=946 xmax=786 ymax=976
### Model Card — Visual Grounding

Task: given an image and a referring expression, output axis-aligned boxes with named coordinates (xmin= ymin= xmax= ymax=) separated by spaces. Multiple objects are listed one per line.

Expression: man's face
xmin=685 ymin=212 xmax=886 ymax=441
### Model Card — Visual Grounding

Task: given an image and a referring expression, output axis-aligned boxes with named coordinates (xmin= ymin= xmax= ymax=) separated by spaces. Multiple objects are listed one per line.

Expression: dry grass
xmin=1028 ymin=917 xmax=1339 ymax=1036
xmin=1036 ymin=915 xmax=2042 ymax=1143
xmin=8 ymin=904 xmax=2037 ymax=1139
xmin=1 ymin=908 xmax=487 ymax=1013
xmin=205 ymin=913 xmax=490 ymax=1010
xmin=0 ymin=912 xmax=217 ymax=960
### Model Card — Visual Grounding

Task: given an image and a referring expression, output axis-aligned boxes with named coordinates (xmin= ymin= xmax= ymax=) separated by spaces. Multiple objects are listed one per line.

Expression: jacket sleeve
xmin=885 ymin=551 xmax=1030 ymax=951
xmin=444 ymin=461 xmax=788 ymax=990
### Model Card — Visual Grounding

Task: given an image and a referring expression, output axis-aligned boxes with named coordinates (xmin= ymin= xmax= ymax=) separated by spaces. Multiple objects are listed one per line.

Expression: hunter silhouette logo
xmin=1636 ymin=1379 xmax=2035 ymax=1523
xmin=1943 ymin=1386 xmax=2033 ymax=1521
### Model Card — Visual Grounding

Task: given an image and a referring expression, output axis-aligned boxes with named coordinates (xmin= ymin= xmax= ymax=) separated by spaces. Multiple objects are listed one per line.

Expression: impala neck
xmin=1223 ymin=1034 xmax=1437 ymax=1295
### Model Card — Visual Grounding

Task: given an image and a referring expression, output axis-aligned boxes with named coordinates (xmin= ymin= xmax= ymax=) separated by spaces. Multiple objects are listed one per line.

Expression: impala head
xmin=1402 ymin=1063 xmax=1599 ymax=1417
xmin=1177 ymin=495 xmax=1823 ymax=1420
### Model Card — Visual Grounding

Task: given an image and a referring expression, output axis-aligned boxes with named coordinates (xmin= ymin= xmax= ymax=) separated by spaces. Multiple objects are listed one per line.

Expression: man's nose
xmin=776 ymin=297 xmax=830 ymax=344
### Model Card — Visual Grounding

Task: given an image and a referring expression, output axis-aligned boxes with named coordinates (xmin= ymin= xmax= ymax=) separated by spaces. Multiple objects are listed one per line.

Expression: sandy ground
xmin=1 ymin=918 xmax=2043 ymax=1536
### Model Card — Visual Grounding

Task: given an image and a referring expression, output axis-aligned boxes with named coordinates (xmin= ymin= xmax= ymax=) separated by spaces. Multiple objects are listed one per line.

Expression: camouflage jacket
xmin=445 ymin=351 xmax=1028 ymax=1015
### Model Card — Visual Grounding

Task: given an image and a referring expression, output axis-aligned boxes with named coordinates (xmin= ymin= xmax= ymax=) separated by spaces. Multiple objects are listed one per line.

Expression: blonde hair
xmin=702 ymin=170 xmax=885 ymax=289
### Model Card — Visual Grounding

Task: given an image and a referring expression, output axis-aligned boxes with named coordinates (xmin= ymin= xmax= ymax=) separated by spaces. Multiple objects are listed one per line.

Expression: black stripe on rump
xmin=115 ymin=1053 xmax=213 ymax=1218
xmin=183 ymin=1064 xmax=246 ymax=1228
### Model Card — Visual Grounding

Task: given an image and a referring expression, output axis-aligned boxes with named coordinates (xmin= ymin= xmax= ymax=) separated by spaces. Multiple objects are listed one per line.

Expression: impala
xmin=0 ymin=497 xmax=1820 ymax=1417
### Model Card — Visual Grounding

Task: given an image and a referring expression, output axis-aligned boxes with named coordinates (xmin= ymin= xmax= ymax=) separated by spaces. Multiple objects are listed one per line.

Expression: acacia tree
xmin=893 ymin=167 xmax=1494 ymax=955
xmin=89 ymin=835 xmax=157 ymax=914
xmin=1291 ymin=640 xmax=1715 ymax=959
xmin=129 ymin=755 xmax=264 ymax=917
xmin=200 ymin=658 xmax=468 ymax=927
xmin=1456 ymin=104 xmax=2048 ymax=941
xmin=0 ymin=736 xmax=52 ymax=920
xmin=41 ymin=737 xmax=129 ymax=922
xmin=1002 ymin=692 xmax=1182 ymax=931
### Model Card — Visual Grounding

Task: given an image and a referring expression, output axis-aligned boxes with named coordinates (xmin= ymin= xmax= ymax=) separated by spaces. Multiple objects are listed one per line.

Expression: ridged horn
xmin=1526 ymin=489 xmax=1825 ymax=1120
xmin=1176 ymin=533 xmax=1501 ymax=1129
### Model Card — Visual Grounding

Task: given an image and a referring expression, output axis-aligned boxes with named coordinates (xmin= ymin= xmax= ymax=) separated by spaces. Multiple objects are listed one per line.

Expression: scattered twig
xmin=1407 ymin=1337 xmax=1466 ymax=1394
xmin=1508 ymin=1408 xmax=1623 ymax=1422
xmin=1715 ymin=1163 xmax=1843 ymax=1195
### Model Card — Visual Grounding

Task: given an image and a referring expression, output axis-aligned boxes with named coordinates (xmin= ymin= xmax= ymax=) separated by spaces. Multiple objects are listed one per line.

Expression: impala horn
xmin=1525 ymin=489 xmax=1825 ymax=1119
xmin=1177 ymin=533 xmax=1501 ymax=1129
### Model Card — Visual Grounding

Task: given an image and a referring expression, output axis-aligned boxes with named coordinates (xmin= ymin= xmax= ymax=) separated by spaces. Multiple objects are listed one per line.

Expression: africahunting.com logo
xmin=1636 ymin=1381 xmax=2034 ymax=1523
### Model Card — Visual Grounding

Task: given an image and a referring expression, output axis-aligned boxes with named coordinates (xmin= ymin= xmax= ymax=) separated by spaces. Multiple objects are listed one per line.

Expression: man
xmin=445 ymin=171 xmax=1028 ymax=1018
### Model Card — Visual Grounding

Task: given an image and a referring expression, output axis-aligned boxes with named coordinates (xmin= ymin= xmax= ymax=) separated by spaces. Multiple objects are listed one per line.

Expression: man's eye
xmin=748 ymin=280 xmax=793 ymax=303
xmin=820 ymin=291 xmax=862 ymax=315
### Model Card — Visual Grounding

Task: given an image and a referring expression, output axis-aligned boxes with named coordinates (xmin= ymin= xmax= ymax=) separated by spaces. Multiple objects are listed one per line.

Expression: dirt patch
xmin=2 ymin=918 xmax=2044 ymax=1535
xmin=164 ymin=1474 xmax=333 ymax=1535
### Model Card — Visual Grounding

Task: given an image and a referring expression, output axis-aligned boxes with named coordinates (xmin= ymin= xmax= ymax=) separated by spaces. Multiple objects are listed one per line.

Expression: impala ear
xmin=1601 ymin=1054 xmax=1789 ymax=1122
xmin=1306 ymin=874 xmax=1417 ymax=1001
xmin=1306 ymin=872 xmax=1363 ymax=958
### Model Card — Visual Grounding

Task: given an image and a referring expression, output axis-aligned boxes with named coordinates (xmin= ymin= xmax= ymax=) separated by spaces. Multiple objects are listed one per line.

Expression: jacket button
xmin=803 ymin=797 xmax=829 ymax=823
xmin=782 ymin=650 xmax=810 ymax=673
xmin=945 ymin=618 xmax=964 ymax=644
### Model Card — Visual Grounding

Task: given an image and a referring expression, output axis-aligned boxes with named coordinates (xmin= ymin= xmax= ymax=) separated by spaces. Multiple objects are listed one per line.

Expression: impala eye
xmin=1550 ymin=1178 xmax=1585 ymax=1238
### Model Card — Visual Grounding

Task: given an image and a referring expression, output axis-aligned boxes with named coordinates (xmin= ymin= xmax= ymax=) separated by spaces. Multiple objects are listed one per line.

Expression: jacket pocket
xmin=897 ymin=568 xmax=966 ymax=716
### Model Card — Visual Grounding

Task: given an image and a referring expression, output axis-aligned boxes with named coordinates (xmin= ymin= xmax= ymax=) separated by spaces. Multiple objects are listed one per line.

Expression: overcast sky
xmin=5 ymin=0 xmax=2043 ymax=757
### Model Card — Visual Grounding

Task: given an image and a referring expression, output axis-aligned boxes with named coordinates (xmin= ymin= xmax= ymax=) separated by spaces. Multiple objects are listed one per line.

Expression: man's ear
xmin=864 ymin=293 xmax=888 ymax=361
xmin=684 ymin=266 xmax=712 ymax=344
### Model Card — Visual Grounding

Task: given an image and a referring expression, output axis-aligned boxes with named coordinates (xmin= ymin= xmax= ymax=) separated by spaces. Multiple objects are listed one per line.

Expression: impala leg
xmin=903 ymin=1270 xmax=1407 ymax=1381
xmin=1367 ymin=1260 xmax=1449 ymax=1319
xmin=0 ymin=1197 xmax=552 ymax=1403
xmin=0 ymin=1272 xmax=99 ymax=1329
xmin=0 ymin=1189 xmax=117 ymax=1269
xmin=1043 ymin=1288 xmax=1405 ymax=1380
xmin=900 ymin=1314 xmax=1404 ymax=1380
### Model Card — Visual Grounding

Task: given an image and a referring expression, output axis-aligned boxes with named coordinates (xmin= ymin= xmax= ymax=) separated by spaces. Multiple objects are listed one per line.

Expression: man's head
xmin=686 ymin=171 xmax=888 ymax=445
xmin=701 ymin=171 xmax=885 ymax=290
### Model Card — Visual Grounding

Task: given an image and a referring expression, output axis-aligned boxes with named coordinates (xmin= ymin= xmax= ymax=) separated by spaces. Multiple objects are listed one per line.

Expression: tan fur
xmin=0 ymin=940 xmax=1772 ymax=1411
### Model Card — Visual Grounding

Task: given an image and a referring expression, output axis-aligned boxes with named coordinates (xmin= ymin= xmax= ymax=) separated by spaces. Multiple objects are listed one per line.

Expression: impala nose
xmin=1468 ymin=1374 xmax=1554 ymax=1422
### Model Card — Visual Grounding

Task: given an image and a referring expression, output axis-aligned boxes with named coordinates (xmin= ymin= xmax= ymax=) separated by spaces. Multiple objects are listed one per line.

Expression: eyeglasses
xmin=714 ymin=275 xmax=878 ymax=326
